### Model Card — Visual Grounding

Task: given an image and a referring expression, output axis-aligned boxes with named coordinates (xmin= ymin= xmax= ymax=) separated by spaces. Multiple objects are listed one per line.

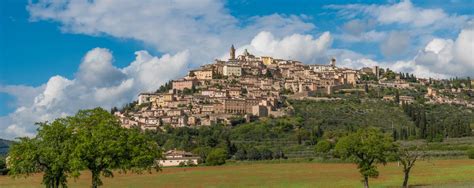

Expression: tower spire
xmin=230 ymin=45 xmax=236 ymax=60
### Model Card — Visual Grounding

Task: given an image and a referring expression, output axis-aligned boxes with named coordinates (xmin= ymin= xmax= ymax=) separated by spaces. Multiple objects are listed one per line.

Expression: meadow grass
xmin=1 ymin=159 xmax=473 ymax=188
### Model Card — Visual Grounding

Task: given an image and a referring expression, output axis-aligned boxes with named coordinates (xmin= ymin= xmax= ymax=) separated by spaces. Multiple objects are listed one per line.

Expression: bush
xmin=234 ymin=148 xmax=247 ymax=160
xmin=315 ymin=140 xmax=332 ymax=153
xmin=206 ymin=148 xmax=227 ymax=166
xmin=260 ymin=148 xmax=273 ymax=160
xmin=246 ymin=147 xmax=261 ymax=160
xmin=468 ymin=148 xmax=474 ymax=159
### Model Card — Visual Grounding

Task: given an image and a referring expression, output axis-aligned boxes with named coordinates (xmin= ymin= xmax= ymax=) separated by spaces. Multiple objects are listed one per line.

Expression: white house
xmin=158 ymin=149 xmax=200 ymax=167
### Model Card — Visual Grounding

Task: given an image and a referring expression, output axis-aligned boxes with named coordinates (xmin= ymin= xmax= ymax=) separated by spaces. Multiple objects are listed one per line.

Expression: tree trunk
xmin=364 ymin=176 xmax=369 ymax=188
xmin=403 ymin=170 xmax=410 ymax=188
xmin=55 ymin=177 xmax=60 ymax=188
xmin=91 ymin=171 xmax=101 ymax=188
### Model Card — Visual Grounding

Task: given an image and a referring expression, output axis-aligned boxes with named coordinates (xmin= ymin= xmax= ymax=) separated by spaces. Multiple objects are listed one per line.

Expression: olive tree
xmin=335 ymin=128 xmax=397 ymax=188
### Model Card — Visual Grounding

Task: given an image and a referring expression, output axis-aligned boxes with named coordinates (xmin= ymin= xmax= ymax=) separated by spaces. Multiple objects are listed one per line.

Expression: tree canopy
xmin=8 ymin=108 xmax=162 ymax=188
xmin=335 ymin=128 xmax=398 ymax=188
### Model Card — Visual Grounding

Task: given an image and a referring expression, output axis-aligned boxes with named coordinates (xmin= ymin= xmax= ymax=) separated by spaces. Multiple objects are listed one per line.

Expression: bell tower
xmin=330 ymin=57 xmax=336 ymax=67
xmin=230 ymin=45 xmax=236 ymax=60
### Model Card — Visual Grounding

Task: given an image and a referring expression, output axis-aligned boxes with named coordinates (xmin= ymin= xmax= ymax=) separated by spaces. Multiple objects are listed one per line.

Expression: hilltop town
xmin=114 ymin=45 xmax=474 ymax=130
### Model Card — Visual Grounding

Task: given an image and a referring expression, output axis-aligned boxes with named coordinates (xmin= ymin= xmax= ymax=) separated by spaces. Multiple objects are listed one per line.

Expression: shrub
xmin=234 ymin=148 xmax=247 ymax=160
xmin=467 ymin=148 xmax=474 ymax=159
xmin=246 ymin=147 xmax=261 ymax=160
xmin=206 ymin=148 xmax=227 ymax=166
xmin=260 ymin=148 xmax=273 ymax=160
xmin=315 ymin=140 xmax=332 ymax=153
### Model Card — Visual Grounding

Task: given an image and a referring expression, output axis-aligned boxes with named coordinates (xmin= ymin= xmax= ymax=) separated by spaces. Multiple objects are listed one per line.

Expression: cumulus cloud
xmin=412 ymin=27 xmax=474 ymax=77
xmin=27 ymin=0 xmax=315 ymax=64
xmin=344 ymin=26 xmax=474 ymax=78
xmin=380 ymin=31 xmax=411 ymax=57
xmin=231 ymin=31 xmax=332 ymax=63
xmin=327 ymin=0 xmax=468 ymax=29
xmin=0 ymin=48 xmax=189 ymax=139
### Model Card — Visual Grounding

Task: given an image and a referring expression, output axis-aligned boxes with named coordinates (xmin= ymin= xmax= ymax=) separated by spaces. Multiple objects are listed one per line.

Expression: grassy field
xmin=1 ymin=159 xmax=473 ymax=188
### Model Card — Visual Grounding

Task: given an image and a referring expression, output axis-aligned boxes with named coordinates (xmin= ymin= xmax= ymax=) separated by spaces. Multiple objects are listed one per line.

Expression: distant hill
xmin=0 ymin=139 xmax=13 ymax=155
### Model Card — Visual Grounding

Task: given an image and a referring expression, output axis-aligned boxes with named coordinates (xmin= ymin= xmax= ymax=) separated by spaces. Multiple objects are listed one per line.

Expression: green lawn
xmin=1 ymin=159 xmax=473 ymax=188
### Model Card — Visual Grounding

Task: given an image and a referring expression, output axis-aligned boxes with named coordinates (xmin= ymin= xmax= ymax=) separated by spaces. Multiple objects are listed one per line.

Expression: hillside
xmin=0 ymin=139 xmax=13 ymax=155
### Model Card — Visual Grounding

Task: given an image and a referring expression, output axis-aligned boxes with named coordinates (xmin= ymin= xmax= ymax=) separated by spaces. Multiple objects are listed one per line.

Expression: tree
xmin=335 ymin=128 xmax=397 ymax=188
xmin=234 ymin=148 xmax=247 ymax=160
xmin=397 ymin=145 xmax=425 ymax=188
xmin=8 ymin=119 xmax=74 ymax=188
xmin=206 ymin=148 xmax=227 ymax=166
xmin=315 ymin=140 xmax=332 ymax=153
xmin=68 ymin=108 xmax=161 ymax=188
xmin=394 ymin=90 xmax=400 ymax=104
xmin=467 ymin=148 xmax=474 ymax=159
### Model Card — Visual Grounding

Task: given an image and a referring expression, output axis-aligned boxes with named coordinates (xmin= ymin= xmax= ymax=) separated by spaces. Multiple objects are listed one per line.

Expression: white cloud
xmin=375 ymin=0 xmax=447 ymax=27
xmin=380 ymin=31 xmax=410 ymax=57
xmin=336 ymin=30 xmax=386 ymax=43
xmin=343 ymin=26 xmax=474 ymax=78
xmin=27 ymin=0 xmax=315 ymax=65
xmin=327 ymin=0 xmax=469 ymax=29
xmin=231 ymin=31 xmax=332 ymax=64
xmin=0 ymin=48 xmax=189 ymax=139
xmin=413 ymin=27 xmax=474 ymax=77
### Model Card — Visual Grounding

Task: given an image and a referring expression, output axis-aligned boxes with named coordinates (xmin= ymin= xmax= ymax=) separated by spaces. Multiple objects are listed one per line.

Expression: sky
xmin=0 ymin=0 xmax=473 ymax=139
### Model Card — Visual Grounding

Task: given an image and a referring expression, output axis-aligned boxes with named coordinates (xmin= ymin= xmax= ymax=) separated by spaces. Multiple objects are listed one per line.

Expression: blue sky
xmin=0 ymin=0 xmax=473 ymax=139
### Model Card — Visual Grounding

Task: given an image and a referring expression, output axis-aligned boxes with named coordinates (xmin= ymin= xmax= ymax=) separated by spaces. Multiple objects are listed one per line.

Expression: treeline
xmin=431 ymin=77 xmax=472 ymax=89
xmin=399 ymin=103 xmax=472 ymax=141
xmin=398 ymin=72 xmax=417 ymax=82
xmin=290 ymin=100 xmax=415 ymax=134
xmin=156 ymin=81 xmax=172 ymax=93
xmin=144 ymin=117 xmax=301 ymax=163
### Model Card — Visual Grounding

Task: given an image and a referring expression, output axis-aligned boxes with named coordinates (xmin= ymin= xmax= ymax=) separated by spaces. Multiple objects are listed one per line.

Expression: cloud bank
xmin=0 ymin=48 xmax=189 ymax=139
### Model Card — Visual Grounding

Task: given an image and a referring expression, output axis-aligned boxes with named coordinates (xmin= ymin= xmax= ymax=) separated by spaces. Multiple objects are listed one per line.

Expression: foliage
xmin=468 ymin=148 xmax=474 ymax=159
xmin=315 ymin=140 xmax=332 ymax=153
xmin=290 ymin=100 xmax=415 ymax=139
xmin=8 ymin=119 xmax=75 ymax=188
xmin=397 ymin=145 xmax=425 ymax=188
xmin=7 ymin=108 xmax=162 ymax=188
xmin=156 ymin=81 xmax=172 ymax=93
xmin=335 ymin=128 xmax=398 ymax=188
xmin=206 ymin=148 xmax=227 ymax=166
xmin=68 ymin=108 xmax=161 ymax=188
xmin=402 ymin=103 xmax=473 ymax=140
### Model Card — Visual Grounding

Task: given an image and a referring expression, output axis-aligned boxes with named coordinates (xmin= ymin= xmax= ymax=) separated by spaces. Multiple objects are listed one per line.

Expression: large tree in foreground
xmin=8 ymin=119 xmax=74 ymax=188
xmin=335 ymin=128 xmax=397 ymax=188
xmin=8 ymin=108 xmax=161 ymax=188
xmin=68 ymin=108 xmax=162 ymax=188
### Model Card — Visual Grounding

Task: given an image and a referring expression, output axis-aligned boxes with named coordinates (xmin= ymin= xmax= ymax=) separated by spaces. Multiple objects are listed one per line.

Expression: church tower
xmin=330 ymin=57 xmax=336 ymax=67
xmin=230 ymin=45 xmax=236 ymax=60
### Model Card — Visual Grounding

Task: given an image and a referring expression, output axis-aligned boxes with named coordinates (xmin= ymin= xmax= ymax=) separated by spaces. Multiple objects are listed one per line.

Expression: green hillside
xmin=0 ymin=139 xmax=13 ymax=155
